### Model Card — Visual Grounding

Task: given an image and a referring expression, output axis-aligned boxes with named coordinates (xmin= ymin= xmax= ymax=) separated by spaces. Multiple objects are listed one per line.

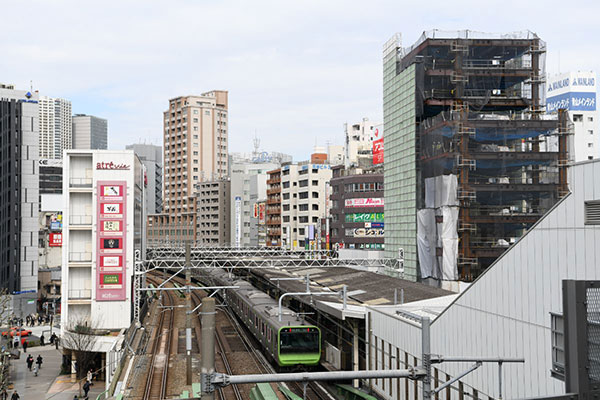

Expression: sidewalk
xmin=7 ymin=326 xmax=106 ymax=400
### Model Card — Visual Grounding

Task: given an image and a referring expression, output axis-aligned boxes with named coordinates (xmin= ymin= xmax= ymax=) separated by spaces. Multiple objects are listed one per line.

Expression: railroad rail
xmin=143 ymin=276 xmax=175 ymax=400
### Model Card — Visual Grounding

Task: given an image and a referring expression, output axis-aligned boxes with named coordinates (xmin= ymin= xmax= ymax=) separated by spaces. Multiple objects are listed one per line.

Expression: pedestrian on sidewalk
xmin=36 ymin=354 xmax=43 ymax=369
xmin=33 ymin=364 xmax=38 ymax=377
xmin=40 ymin=333 xmax=45 ymax=346
xmin=55 ymin=336 xmax=60 ymax=350
xmin=22 ymin=339 xmax=27 ymax=353
xmin=86 ymin=369 xmax=93 ymax=385
xmin=26 ymin=354 xmax=33 ymax=371
xmin=1 ymin=388 xmax=7 ymax=400
xmin=50 ymin=332 xmax=57 ymax=344
xmin=83 ymin=380 xmax=91 ymax=398
xmin=10 ymin=391 xmax=19 ymax=400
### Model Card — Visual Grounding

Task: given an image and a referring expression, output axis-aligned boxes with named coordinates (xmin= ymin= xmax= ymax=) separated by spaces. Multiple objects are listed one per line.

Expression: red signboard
xmin=258 ymin=203 xmax=266 ymax=225
xmin=49 ymin=233 xmax=62 ymax=247
xmin=96 ymin=181 xmax=127 ymax=301
xmin=373 ymin=138 xmax=384 ymax=165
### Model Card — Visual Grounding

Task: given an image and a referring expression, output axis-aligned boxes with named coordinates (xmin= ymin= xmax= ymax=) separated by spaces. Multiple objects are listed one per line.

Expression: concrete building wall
xmin=62 ymin=150 xmax=144 ymax=332
xmin=126 ymin=143 xmax=163 ymax=215
xmin=72 ymin=114 xmax=108 ymax=150
xmin=368 ymin=160 xmax=600 ymax=399
xmin=280 ymin=163 xmax=332 ymax=250
xmin=230 ymin=162 xmax=278 ymax=247
xmin=195 ymin=179 xmax=231 ymax=245
xmin=345 ymin=118 xmax=380 ymax=168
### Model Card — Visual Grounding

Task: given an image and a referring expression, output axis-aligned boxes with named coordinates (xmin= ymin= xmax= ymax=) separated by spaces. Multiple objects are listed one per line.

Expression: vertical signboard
xmin=258 ymin=202 xmax=266 ymax=225
xmin=235 ymin=196 xmax=242 ymax=248
xmin=96 ymin=181 xmax=127 ymax=301
xmin=373 ymin=125 xmax=384 ymax=165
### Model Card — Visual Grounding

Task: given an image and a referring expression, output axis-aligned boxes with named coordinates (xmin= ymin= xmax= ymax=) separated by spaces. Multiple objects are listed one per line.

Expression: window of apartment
xmin=312 ymin=180 xmax=318 ymax=186
xmin=282 ymin=193 xmax=290 ymax=200
xmin=299 ymin=228 xmax=305 ymax=235
xmin=293 ymin=216 xmax=297 ymax=221
xmin=299 ymin=240 xmax=305 ymax=247
xmin=573 ymin=114 xmax=584 ymax=122
xmin=205 ymin=110 xmax=210 ymax=115
xmin=193 ymin=126 xmax=198 ymax=131
xmin=299 ymin=179 xmax=309 ymax=187
xmin=193 ymin=143 xmax=198 ymax=147
xmin=589 ymin=116 xmax=594 ymax=122
xmin=312 ymin=192 xmax=319 ymax=199
xmin=312 ymin=168 xmax=319 ymax=173
xmin=193 ymin=134 xmax=199 ymax=139
xmin=293 ymin=193 xmax=297 ymax=198
xmin=312 ymin=204 xmax=319 ymax=211
xmin=283 ymin=204 xmax=290 ymax=211
xmin=299 ymin=169 xmax=308 ymax=175
xmin=283 ymin=216 xmax=290 ymax=222
xmin=589 ymin=156 xmax=594 ymax=160
xmin=589 ymin=130 xmax=594 ymax=135
xmin=193 ymin=160 xmax=198 ymax=164
xmin=193 ymin=168 xmax=198 ymax=172
xmin=299 ymin=216 xmax=308 ymax=223
xmin=589 ymin=143 xmax=594 ymax=148
xmin=282 ymin=182 xmax=290 ymax=189
xmin=299 ymin=192 xmax=309 ymax=199
xmin=299 ymin=204 xmax=308 ymax=211
xmin=193 ymin=110 xmax=198 ymax=114
xmin=312 ymin=216 xmax=319 ymax=223
xmin=193 ymin=151 xmax=199 ymax=155
xmin=193 ymin=118 xmax=198 ymax=123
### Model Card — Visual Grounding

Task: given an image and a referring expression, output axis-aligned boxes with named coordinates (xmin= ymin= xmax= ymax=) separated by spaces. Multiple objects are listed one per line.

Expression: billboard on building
xmin=49 ymin=233 xmax=62 ymax=247
xmin=373 ymin=125 xmax=384 ymax=164
xmin=547 ymin=71 xmax=597 ymax=112
xmin=235 ymin=196 xmax=242 ymax=247
xmin=258 ymin=202 xmax=266 ymax=225
xmin=345 ymin=198 xmax=384 ymax=208
xmin=96 ymin=181 xmax=127 ymax=301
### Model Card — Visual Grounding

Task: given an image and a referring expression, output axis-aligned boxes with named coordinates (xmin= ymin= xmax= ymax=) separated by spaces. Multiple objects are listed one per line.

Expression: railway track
xmin=143 ymin=276 xmax=175 ymax=400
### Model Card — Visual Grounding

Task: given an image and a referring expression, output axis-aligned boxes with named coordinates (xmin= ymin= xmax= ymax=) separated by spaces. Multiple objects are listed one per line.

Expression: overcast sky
xmin=1 ymin=0 xmax=597 ymax=160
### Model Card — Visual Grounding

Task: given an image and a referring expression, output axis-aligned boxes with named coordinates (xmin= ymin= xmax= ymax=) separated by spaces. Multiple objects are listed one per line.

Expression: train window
xmin=255 ymin=316 xmax=258 ymax=327
xmin=279 ymin=327 xmax=320 ymax=354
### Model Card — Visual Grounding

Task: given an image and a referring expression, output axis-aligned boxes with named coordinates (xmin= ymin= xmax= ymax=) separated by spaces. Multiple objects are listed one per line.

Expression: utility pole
xmin=185 ymin=242 xmax=192 ymax=386
xmin=201 ymin=297 xmax=216 ymax=399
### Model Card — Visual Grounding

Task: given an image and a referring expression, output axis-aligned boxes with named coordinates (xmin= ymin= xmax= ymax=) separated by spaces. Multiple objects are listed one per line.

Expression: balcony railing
xmin=69 ymin=252 xmax=92 ymax=262
xmin=68 ymin=289 xmax=92 ymax=300
xmin=69 ymin=177 xmax=92 ymax=187
xmin=70 ymin=215 xmax=93 ymax=225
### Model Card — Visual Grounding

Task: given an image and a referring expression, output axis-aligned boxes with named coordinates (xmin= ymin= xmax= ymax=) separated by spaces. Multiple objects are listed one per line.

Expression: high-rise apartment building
xmin=39 ymin=96 xmax=72 ymax=159
xmin=126 ymin=143 xmax=163 ymax=215
xmin=72 ymin=114 xmax=108 ymax=150
xmin=266 ymin=169 xmax=282 ymax=246
xmin=0 ymin=85 xmax=40 ymax=316
xmin=547 ymin=71 xmax=598 ymax=162
xmin=383 ymin=31 xmax=568 ymax=282
xmin=153 ymin=90 xmax=228 ymax=242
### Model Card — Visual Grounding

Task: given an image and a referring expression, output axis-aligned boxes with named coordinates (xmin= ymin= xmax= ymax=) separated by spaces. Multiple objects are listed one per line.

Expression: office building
xmin=547 ymin=71 xmax=598 ymax=162
xmin=153 ymin=90 xmax=228 ymax=242
xmin=194 ymin=179 xmax=231 ymax=246
xmin=39 ymin=96 xmax=72 ymax=159
xmin=72 ymin=114 xmax=108 ymax=150
xmin=230 ymin=161 xmax=278 ymax=247
xmin=383 ymin=31 xmax=568 ymax=282
xmin=345 ymin=118 xmax=382 ymax=168
xmin=329 ymin=165 xmax=384 ymax=250
xmin=126 ymin=143 xmax=163 ymax=215
xmin=0 ymin=85 xmax=39 ymax=316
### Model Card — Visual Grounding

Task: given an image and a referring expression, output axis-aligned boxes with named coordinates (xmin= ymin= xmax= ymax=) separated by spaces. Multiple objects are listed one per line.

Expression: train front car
xmin=277 ymin=326 xmax=321 ymax=367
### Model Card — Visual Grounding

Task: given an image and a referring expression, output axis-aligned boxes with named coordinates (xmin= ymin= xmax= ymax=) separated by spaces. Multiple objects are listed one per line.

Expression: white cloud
xmin=0 ymin=0 xmax=598 ymax=159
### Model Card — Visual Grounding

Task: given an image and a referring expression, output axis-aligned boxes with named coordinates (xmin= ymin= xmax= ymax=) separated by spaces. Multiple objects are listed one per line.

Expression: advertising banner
xmin=345 ymin=198 xmax=384 ymax=208
xmin=235 ymin=196 xmax=242 ymax=247
xmin=346 ymin=228 xmax=385 ymax=237
xmin=373 ymin=138 xmax=384 ymax=165
xmin=96 ymin=181 xmax=127 ymax=301
xmin=258 ymin=203 xmax=266 ymax=225
xmin=547 ymin=72 xmax=597 ymax=112
xmin=50 ymin=221 xmax=62 ymax=231
xmin=547 ymin=92 xmax=596 ymax=112
xmin=49 ymin=233 xmax=62 ymax=247
xmin=345 ymin=212 xmax=384 ymax=223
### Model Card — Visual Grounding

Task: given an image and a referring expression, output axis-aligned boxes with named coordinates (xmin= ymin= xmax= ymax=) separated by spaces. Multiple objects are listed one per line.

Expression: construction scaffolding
xmin=403 ymin=32 xmax=571 ymax=281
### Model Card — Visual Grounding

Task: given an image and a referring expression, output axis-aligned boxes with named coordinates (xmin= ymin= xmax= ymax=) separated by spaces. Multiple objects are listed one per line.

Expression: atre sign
xmin=96 ymin=161 xmax=130 ymax=170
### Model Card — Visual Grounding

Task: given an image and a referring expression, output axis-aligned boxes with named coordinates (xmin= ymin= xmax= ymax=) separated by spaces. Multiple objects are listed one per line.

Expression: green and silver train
xmin=208 ymin=269 xmax=321 ymax=368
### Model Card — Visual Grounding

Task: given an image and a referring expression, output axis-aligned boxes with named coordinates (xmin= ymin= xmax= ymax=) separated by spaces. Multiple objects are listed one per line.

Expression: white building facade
xmin=280 ymin=163 xmax=332 ymax=250
xmin=344 ymin=118 xmax=381 ymax=168
xmin=547 ymin=71 xmax=598 ymax=161
xmin=61 ymin=150 xmax=145 ymax=332
xmin=230 ymin=161 xmax=278 ymax=247
xmin=39 ymin=96 xmax=72 ymax=159
xmin=366 ymin=159 xmax=600 ymax=399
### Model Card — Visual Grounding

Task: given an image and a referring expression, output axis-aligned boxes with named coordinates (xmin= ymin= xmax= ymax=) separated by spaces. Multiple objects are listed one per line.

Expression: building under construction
xmin=383 ymin=30 xmax=570 ymax=282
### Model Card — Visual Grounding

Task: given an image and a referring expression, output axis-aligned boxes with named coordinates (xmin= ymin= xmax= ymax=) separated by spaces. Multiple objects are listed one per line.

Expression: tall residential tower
xmin=72 ymin=114 xmax=108 ymax=150
xmin=39 ymin=96 xmax=72 ymax=159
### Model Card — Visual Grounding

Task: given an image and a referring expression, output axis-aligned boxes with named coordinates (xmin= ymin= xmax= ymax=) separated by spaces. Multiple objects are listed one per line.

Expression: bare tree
xmin=61 ymin=316 xmax=100 ymax=397
xmin=0 ymin=289 xmax=11 ymax=395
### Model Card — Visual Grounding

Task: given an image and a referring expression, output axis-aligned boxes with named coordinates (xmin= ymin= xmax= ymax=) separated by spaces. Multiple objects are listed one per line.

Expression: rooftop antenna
xmin=30 ymin=80 xmax=33 ymax=92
